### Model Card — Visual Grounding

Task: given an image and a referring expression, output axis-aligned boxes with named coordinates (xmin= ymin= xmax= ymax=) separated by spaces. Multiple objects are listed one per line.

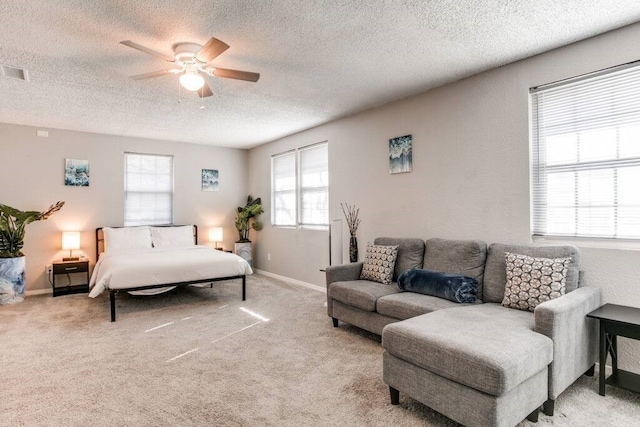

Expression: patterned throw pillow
xmin=501 ymin=252 xmax=570 ymax=312
xmin=360 ymin=243 xmax=399 ymax=285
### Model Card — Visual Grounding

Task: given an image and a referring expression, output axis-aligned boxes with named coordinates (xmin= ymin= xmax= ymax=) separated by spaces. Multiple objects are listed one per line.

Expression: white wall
xmin=0 ymin=123 xmax=248 ymax=292
xmin=249 ymin=22 xmax=640 ymax=370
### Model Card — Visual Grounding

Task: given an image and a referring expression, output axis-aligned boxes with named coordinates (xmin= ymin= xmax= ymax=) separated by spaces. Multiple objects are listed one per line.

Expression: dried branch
xmin=341 ymin=203 xmax=361 ymax=237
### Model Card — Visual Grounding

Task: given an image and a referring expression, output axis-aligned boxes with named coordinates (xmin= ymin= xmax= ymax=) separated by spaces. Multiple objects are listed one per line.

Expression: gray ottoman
xmin=382 ymin=304 xmax=552 ymax=427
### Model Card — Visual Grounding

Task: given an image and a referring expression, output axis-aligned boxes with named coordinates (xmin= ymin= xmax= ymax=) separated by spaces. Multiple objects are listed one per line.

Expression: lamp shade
xmin=62 ymin=231 xmax=81 ymax=250
xmin=209 ymin=227 xmax=223 ymax=243
xmin=179 ymin=72 xmax=205 ymax=91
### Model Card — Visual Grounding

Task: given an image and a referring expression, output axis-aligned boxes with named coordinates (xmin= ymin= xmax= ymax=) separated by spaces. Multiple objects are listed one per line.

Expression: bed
xmin=89 ymin=225 xmax=252 ymax=322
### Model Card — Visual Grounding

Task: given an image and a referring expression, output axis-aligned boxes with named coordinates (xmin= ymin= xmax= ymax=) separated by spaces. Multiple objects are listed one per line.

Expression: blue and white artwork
xmin=202 ymin=169 xmax=219 ymax=192
xmin=389 ymin=134 xmax=412 ymax=174
xmin=65 ymin=159 xmax=90 ymax=186
xmin=0 ymin=257 xmax=25 ymax=305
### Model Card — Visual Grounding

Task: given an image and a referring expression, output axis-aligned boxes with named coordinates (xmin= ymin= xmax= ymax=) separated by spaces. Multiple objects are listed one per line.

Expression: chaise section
xmin=383 ymin=352 xmax=547 ymax=427
xmin=382 ymin=304 xmax=552 ymax=427
xmin=382 ymin=304 xmax=549 ymax=395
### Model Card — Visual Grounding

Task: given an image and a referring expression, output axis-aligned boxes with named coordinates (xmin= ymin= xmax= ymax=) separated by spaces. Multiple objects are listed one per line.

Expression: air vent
xmin=0 ymin=64 xmax=29 ymax=81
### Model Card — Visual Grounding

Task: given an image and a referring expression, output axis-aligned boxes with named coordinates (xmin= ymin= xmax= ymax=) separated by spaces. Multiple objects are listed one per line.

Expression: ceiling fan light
xmin=179 ymin=72 xmax=205 ymax=91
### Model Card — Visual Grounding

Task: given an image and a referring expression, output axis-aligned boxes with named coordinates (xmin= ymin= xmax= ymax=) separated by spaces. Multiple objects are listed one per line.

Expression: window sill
xmin=532 ymin=235 xmax=640 ymax=251
xmin=271 ymin=224 xmax=329 ymax=231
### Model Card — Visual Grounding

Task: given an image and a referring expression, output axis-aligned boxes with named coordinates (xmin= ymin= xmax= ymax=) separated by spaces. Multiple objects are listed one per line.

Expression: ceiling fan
xmin=120 ymin=37 xmax=260 ymax=98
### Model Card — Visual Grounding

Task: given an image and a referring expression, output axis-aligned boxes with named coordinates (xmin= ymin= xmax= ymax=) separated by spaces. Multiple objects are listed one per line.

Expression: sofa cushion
xmin=501 ymin=252 xmax=570 ymax=312
xmin=423 ymin=238 xmax=488 ymax=298
xmin=484 ymin=244 xmax=580 ymax=303
xmin=382 ymin=303 xmax=552 ymax=396
xmin=360 ymin=243 xmax=399 ymax=284
xmin=377 ymin=292 xmax=474 ymax=320
xmin=374 ymin=237 xmax=425 ymax=281
xmin=330 ymin=280 xmax=400 ymax=312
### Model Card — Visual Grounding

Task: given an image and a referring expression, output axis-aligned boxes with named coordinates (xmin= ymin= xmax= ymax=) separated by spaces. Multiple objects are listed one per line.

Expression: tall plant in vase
xmin=341 ymin=203 xmax=360 ymax=263
xmin=234 ymin=195 xmax=263 ymax=267
xmin=0 ymin=201 xmax=64 ymax=304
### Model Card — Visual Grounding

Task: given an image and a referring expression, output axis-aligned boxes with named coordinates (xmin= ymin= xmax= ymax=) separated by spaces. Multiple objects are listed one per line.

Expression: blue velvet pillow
xmin=397 ymin=268 xmax=478 ymax=303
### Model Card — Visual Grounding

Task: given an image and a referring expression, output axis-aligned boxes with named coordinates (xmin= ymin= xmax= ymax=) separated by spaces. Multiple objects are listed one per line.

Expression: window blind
xmin=124 ymin=153 xmax=173 ymax=226
xmin=299 ymin=142 xmax=329 ymax=227
xmin=271 ymin=151 xmax=296 ymax=226
xmin=531 ymin=62 xmax=640 ymax=240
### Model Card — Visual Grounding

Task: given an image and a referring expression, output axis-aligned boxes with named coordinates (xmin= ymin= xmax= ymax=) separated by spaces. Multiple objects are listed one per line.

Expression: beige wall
xmin=0 ymin=123 xmax=248 ymax=292
xmin=249 ymin=22 xmax=640 ymax=370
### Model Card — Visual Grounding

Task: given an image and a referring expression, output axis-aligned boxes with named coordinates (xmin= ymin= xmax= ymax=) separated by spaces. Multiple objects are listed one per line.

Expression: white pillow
xmin=103 ymin=226 xmax=152 ymax=253
xmin=150 ymin=226 xmax=195 ymax=248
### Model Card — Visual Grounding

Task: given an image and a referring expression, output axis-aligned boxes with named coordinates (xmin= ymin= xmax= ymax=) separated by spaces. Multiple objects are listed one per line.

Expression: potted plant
xmin=0 ymin=201 xmax=64 ymax=305
xmin=234 ymin=195 xmax=263 ymax=267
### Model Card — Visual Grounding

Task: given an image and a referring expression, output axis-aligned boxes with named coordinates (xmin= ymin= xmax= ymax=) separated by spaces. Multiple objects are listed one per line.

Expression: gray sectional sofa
xmin=325 ymin=237 xmax=602 ymax=427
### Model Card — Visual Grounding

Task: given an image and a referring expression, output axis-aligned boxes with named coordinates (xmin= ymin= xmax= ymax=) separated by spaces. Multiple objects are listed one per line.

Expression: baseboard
xmin=25 ymin=288 xmax=51 ymax=296
xmin=254 ymin=269 xmax=325 ymax=293
xmin=596 ymin=362 xmax=613 ymax=376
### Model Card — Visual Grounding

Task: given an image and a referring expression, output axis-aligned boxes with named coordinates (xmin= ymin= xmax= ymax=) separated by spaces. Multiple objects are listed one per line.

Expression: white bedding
xmin=88 ymin=245 xmax=253 ymax=297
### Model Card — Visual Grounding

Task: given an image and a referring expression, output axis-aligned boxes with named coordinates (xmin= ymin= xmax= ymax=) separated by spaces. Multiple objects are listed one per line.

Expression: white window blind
xmin=124 ymin=153 xmax=173 ymax=226
xmin=299 ymin=142 xmax=329 ymax=227
xmin=272 ymin=151 xmax=296 ymax=226
xmin=531 ymin=62 xmax=640 ymax=240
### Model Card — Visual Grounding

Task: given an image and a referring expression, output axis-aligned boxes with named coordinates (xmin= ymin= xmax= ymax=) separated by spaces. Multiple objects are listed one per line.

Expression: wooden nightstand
xmin=52 ymin=260 xmax=90 ymax=297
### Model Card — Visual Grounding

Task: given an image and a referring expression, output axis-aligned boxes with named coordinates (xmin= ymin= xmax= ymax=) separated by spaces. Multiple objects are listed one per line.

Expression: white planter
xmin=0 ymin=256 xmax=26 ymax=305
xmin=234 ymin=242 xmax=252 ymax=267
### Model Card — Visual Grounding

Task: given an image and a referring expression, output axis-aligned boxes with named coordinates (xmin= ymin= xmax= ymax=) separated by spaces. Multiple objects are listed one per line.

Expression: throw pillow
xmin=501 ymin=252 xmax=570 ymax=312
xmin=398 ymin=268 xmax=478 ymax=303
xmin=360 ymin=243 xmax=399 ymax=285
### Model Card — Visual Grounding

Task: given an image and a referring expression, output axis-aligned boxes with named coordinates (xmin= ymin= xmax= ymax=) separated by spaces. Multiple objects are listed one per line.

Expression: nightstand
xmin=51 ymin=260 xmax=90 ymax=297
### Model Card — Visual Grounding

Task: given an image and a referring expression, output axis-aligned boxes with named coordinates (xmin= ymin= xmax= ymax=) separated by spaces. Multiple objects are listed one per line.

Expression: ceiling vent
xmin=0 ymin=64 xmax=29 ymax=81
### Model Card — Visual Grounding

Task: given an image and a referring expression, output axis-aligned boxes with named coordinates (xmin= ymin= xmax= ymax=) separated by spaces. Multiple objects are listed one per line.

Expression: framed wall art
xmin=389 ymin=134 xmax=412 ymax=174
xmin=202 ymin=169 xmax=219 ymax=191
xmin=64 ymin=159 xmax=90 ymax=186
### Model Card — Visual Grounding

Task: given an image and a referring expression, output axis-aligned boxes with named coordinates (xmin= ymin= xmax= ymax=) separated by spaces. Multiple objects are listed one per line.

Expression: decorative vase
xmin=0 ymin=256 xmax=26 ymax=305
xmin=235 ymin=242 xmax=253 ymax=267
xmin=349 ymin=236 xmax=358 ymax=263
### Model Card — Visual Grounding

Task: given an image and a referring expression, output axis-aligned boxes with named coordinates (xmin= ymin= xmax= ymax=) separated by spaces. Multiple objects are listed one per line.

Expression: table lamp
xmin=62 ymin=231 xmax=80 ymax=261
xmin=209 ymin=227 xmax=223 ymax=249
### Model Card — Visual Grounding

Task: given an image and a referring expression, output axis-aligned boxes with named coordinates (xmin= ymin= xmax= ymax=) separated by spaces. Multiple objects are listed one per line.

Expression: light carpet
xmin=1 ymin=274 xmax=639 ymax=426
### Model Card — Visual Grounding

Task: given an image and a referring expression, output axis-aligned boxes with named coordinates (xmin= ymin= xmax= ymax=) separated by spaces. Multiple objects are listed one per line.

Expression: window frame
xmin=124 ymin=152 xmax=174 ymax=227
xmin=271 ymin=141 xmax=329 ymax=230
xmin=530 ymin=60 xmax=640 ymax=246
xmin=271 ymin=150 xmax=297 ymax=228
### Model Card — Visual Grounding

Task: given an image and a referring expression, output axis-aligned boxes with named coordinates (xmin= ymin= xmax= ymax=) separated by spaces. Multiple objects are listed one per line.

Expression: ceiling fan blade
xmin=198 ymin=82 xmax=213 ymax=98
xmin=195 ymin=37 xmax=230 ymax=63
xmin=120 ymin=40 xmax=175 ymax=62
xmin=129 ymin=69 xmax=178 ymax=80
xmin=213 ymin=68 xmax=260 ymax=82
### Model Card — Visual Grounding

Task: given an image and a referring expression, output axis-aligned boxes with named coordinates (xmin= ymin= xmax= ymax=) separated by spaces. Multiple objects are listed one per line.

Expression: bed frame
xmin=96 ymin=225 xmax=246 ymax=322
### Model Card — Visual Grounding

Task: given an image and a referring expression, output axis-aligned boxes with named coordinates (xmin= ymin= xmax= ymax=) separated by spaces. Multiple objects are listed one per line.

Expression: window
xmin=271 ymin=142 xmax=328 ymax=228
xmin=272 ymin=151 xmax=296 ymax=226
xmin=531 ymin=62 xmax=640 ymax=241
xmin=124 ymin=153 xmax=173 ymax=226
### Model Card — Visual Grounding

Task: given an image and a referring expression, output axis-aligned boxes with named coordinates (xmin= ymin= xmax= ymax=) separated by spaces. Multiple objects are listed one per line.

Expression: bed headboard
xmin=95 ymin=225 xmax=198 ymax=258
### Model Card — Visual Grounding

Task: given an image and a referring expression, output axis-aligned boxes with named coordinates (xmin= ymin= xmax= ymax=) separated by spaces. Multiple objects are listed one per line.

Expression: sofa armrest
xmin=534 ymin=286 xmax=602 ymax=399
xmin=325 ymin=262 xmax=363 ymax=288
xmin=325 ymin=262 xmax=363 ymax=317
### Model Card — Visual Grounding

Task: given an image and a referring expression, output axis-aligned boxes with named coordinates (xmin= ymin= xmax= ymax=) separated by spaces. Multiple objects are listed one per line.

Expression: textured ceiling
xmin=1 ymin=1 xmax=640 ymax=149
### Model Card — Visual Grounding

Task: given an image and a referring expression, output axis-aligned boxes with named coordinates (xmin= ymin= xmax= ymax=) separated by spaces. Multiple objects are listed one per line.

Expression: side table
xmin=52 ymin=260 xmax=90 ymax=297
xmin=587 ymin=303 xmax=640 ymax=396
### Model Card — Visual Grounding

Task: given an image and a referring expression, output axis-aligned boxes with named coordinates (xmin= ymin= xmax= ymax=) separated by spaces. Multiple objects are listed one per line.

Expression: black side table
xmin=52 ymin=260 xmax=90 ymax=297
xmin=587 ymin=303 xmax=640 ymax=396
